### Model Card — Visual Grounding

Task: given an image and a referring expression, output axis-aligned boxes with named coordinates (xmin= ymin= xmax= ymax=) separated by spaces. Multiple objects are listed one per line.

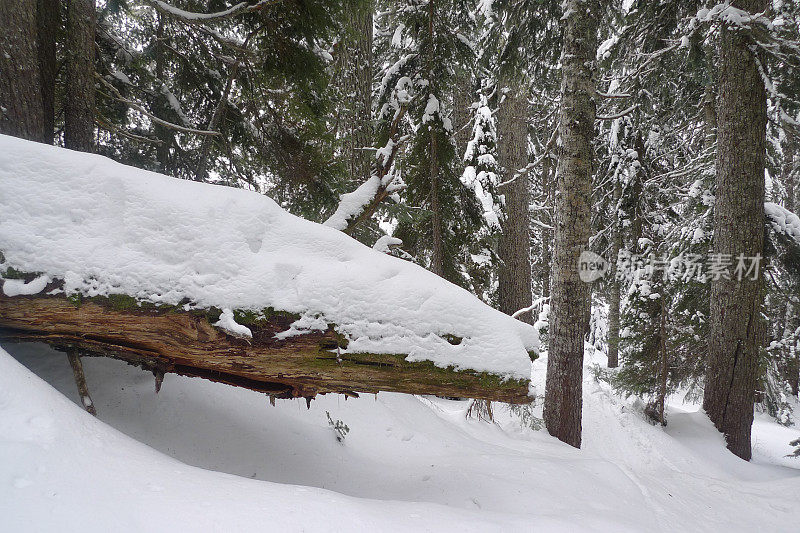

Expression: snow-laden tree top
xmin=0 ymin=135 xmax=537 ymax=380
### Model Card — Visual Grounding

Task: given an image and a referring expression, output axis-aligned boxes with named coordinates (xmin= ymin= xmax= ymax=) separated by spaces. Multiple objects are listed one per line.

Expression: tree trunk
xmin=336 ymin=0 xmax=373 ymax=184
xmin=607 ymin=171 xmax=622 ymax=368
xmin=0 ymin=293 xmax=532 ymax=404
xmin=497 ymin=85 xmax=533 ymax=322
xmin=196 ymin=64 xmax=238 ymax=181
xmin=429 ymin=133 xmax=445 ymax=277
xmin=65 ymin=0 xmax=96 ymax=152
xmin=154 ymin=15 xmax=172 ymax=173
xmin=427 ymin=0 xmax=445 ymax=278
xmin=0 ymin=0 xmax=45 ymax=141
xmin=703 ymin=0 xmax=767 ymax=461
xmin=540 ymin=155 xmax=554 ymax=299
xmin=657 ymin=297 xmax=668 ymax=425
xmin=452 ymin=67 xmax=472 ymax=162
xmin=37 ymin=0 xmax=59 ymax=144
xmin=703 ymin=83 xmax=717 ymax=151
xmin=783 ymin=122 xmax=798 ymax=397
xmin=543 ymin=0 xmax=598 ymax=449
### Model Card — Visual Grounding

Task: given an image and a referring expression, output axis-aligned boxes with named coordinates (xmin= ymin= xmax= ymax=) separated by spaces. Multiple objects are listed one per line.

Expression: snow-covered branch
xmin=766 ymin=202 xmax=800 ymax=247
xmin=97 ymin=75 xmax=220 ymax=136
xmin=324 ymin=106 xmax=409 ymax=234
xmin=144 ymin=0 xmax=280 ymax=25
xmin=597 ymin=105 xmax=639 ymax=121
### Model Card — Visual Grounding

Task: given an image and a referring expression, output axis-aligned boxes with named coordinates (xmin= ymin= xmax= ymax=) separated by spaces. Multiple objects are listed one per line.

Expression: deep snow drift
xmin=3 ymin=342 xmax=799 ymax=532
xmin=0 ymin=134 xmax=536 ymax=379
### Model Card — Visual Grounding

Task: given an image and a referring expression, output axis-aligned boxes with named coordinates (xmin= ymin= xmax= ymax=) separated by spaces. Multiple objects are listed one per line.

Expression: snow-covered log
xmin=0 ymin=135 xmax=537 ymax=403
xmin=0 ymin=292 xmax=531 ymax=403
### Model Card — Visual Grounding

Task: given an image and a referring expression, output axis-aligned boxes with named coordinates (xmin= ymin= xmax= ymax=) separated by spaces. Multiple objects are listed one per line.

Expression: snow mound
xmin=5 ymin=342 xmax=800 ymax=531
xmin=0 ymin=134 xmax=537 ymax=379
xmin=0 ymin=345 xmax=535 ymax=533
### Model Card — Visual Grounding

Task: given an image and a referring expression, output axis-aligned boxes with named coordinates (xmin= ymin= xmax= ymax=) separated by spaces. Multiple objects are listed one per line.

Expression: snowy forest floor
xmin=2 ymin=342 xmax=799 ymax=532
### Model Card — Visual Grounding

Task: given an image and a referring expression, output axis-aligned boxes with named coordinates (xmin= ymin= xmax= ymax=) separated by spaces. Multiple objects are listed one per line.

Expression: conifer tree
xmin=544 ymin=0 xmax=599 ymax=449
xmin=65 ymin=0 xmax=96 ymax=151
xmin=372 ymin=0 xmax=487 ymax=286
xmin=0 ymin=0 xmax=45 ymax=141
xmin=703 ymin=0 xmax=768 ymax=461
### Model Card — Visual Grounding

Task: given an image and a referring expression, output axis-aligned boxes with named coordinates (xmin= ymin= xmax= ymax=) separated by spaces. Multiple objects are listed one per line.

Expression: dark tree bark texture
xmin=498 ymin=85 xmax=533 ymax=323
xmin=65 ymin=0 xmax=96 ymax=151
xmin=0 ymin=0 xmax=45 ymax=141
xmin=543 ymin=0 xmax=598 ymax=449
xmin=37 ymin=0 xmax=59 ymax=144
xmin=703 ymin=0 xmax=767 ymax=461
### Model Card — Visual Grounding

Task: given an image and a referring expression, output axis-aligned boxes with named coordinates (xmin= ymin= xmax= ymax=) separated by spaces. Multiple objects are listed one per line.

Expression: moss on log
xmin=0 ymin=290 xmax=532 ymax=403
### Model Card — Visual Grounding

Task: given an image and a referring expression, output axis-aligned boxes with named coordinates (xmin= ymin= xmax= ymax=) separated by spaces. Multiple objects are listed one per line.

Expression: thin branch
xmin=596 ymin=104 xmax=639 ymax=121
xmin=324 ymin=103 xmax=411 ymax=234
xmin=144 ymin=0 xmax=282 ymax=25
xmin=597 ymin=90 xmax=632 ymax=99
xmin=498 ymin=128 xmax=558 ymax=188
xmin=96 ymin=114 xmax=163 ymax=144
xmin=97 ymin=74 xmax=220 ymax=136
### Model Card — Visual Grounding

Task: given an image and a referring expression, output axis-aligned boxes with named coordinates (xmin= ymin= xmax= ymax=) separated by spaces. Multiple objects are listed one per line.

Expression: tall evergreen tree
xmin=371 ymin=0 xmax=487 ymax=286
xmin=496 ymin=81 xmax=533 ymax=321
xmin=0 ymin=0 xmax=45 ymax=141
xmin=333 ymin=0 xmax=374 ymax=185
xmin=65 ymin=0 xmax=96 ymax=151
xmin=703 ymin=0 xmax=768 ymax=461
xmin=37 ymin=0 xmax=59 ymax=144
xmin=544 ymin=0 xmax=599 ymax=448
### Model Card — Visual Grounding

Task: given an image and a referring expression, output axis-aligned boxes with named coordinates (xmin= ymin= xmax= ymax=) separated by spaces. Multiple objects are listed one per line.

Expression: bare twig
xmin=66 ymin=350 xmax=97 ymax=416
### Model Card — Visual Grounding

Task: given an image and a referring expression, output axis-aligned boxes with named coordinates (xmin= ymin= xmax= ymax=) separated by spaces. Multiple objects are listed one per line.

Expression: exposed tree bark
xmin=0 ymin=0 xmax=45 ymax=141
xmin=703 ymin=0 xmax=767 ymax=461
xmin=67 ymin=349 xmax=97 ymax=416
xmin=154 ymin=15 xmax=172 ymax=173
xmin=452 ymin=67 xmax=472 ymax=162
xmin=0 ymin=293 xmax=532 ymax=404
xmin=324 ymin=105 xmax=408 ymax=234
xmin=703 ymin=83 xmax=717 ymax=151
xmin=429 ymin=133 xmax=445 ymax=277
xmin=540 ymin=155 xmax=554 ymax=299
xmin=607 ymin=169 xmax=622 ymax=368
xmin=497 ymin=84 xmax=533 ymax=323
xmin=196 ymin=63 xmax=239 ymax=181
xmin=543 ymin=0 xmax=598 ymax=449
xmin=657 ymin=297 xmax=668 ymax=425
xmin=782 ymin=122 xmax=798 ymax=397
xmin=427 ymin=0 xmax=445 ymax=278
xmin=37 ymin=0 xmax=59 ymax=144
xmin=336 ymin=0 xmax=374 ymax=184
xmin=65 ymin=0 xmax=96 ymax=151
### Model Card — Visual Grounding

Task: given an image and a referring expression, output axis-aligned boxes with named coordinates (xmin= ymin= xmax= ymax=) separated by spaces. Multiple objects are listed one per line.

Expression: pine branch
xmin=143 ymin=0 xmax=283 ymax=26
xmin=97 ymin=74 xmax=220 ymax=136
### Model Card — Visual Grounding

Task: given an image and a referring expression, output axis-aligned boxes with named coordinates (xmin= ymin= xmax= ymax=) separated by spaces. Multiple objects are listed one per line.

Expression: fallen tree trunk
xmin=0 ymin=292 xmax=531 ymax=404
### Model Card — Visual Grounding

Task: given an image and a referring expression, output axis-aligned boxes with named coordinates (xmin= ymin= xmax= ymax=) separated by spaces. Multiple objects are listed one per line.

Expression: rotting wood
xmin=0 ymin=291 xmax=532 ymax=404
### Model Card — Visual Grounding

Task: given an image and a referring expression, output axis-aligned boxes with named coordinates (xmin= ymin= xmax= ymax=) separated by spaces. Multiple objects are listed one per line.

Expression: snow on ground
xmin=3 ymin=342 xmax=799 ymax=532
xmin=0 ymin=134 xmax=536 ymax=379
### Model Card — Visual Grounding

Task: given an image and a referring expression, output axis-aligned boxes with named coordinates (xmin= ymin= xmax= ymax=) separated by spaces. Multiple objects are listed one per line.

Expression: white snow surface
xmin=3 ymin=342 xmax=799 ymax=532
xmin=213 ymin=308 xmax=252 ymax=339
xmin=0 ymin=134 xmax=537 ymax=379
xmin=2 ymin=274 xmax=50 ymax=297
xmin=766 ymin=201 xmax=800 ymax=246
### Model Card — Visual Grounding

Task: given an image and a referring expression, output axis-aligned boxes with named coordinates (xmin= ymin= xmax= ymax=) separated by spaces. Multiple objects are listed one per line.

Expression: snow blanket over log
xmin=0 ymin=134 xmax=537 ymax=380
